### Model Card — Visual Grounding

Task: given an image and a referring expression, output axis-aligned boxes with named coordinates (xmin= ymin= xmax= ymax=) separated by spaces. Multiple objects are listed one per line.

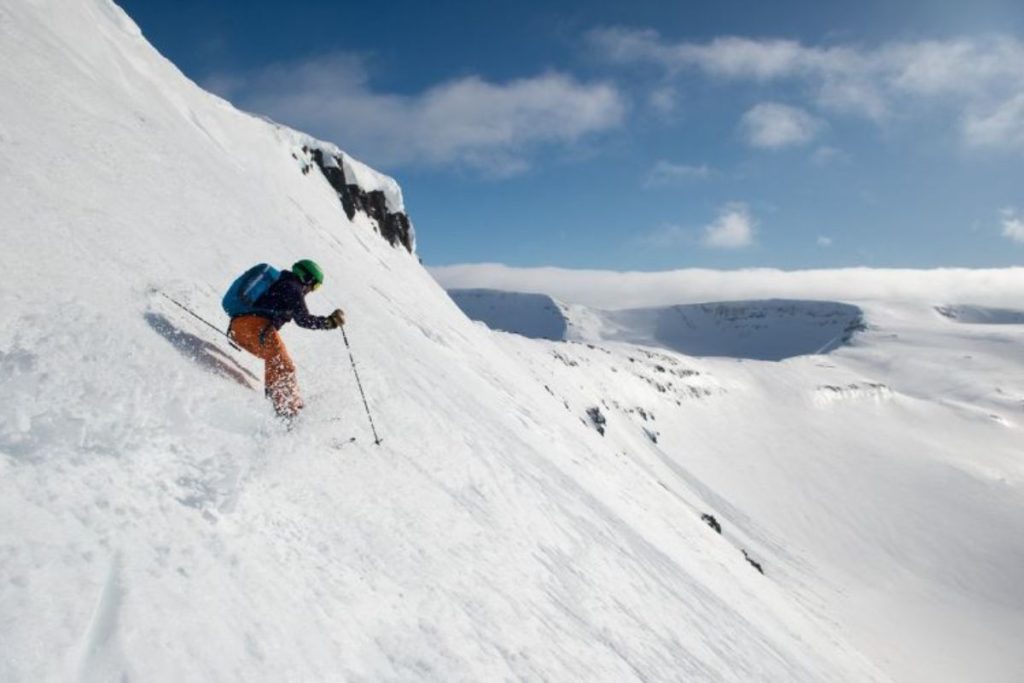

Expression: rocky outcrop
xmin=742 ymin=550 xmax=765 ymax=575
xmin=304 ymin=146 xmax=415 ymax=253
xmin=586 ymin=406 xmax=607 ymax=436
xmin=701 ymin=513 xmax=722 ymax=534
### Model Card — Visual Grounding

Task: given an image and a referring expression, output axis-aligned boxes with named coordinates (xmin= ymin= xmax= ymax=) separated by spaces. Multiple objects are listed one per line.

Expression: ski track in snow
xmin=1 ymin=1 xmax=1023 ymax=681
xmin=77 ymin=552 xmax=126 ymax=682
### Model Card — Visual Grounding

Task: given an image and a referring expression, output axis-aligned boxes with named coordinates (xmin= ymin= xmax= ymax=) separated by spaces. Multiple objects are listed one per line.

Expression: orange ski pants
xmin=229 ymin=315 xmax=304 ymax=417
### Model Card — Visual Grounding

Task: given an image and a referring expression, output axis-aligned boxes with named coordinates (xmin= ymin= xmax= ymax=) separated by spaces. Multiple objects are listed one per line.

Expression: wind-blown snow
xmin=0 ymin=1 xmax=894 ymax=681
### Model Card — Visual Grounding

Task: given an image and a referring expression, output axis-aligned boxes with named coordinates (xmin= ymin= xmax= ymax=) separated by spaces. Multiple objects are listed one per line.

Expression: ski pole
xmin=341 ymin=325 xmax=383 ymax=446
xmin=156 ymin=290 xmax=242 ymax=352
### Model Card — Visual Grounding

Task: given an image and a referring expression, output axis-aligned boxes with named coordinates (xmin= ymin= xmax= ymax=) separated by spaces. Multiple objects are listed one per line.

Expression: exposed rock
xmin=586 ymin=406 xmax=607 ymax=436
xmin=701 ymin=513 xmax=721 ymax=534
xmin=552 ymin=350 xmax=579 ymax=367
xmin=306 ymin=147 xmax=414 ymax=253
xmin=742 ymin=549 xmax=764 ymax=575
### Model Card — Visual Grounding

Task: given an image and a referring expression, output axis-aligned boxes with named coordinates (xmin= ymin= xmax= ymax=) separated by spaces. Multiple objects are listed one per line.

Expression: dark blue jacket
xmin=253 ymin=270 xmax=332 ymax=330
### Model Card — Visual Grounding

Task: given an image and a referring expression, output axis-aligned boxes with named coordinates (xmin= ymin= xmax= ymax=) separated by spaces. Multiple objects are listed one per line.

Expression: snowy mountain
xmin=450 ymin=289 xmax=865 ymax=359
xmin=0 ymin=1 xmax=893 ymax=681
xmin=1 ymin=1 xmax=1022 ymax=682
xmin=448 ymin=289 xmax=570 ymax=341
xmin=447 ymin=285 xmax=1024 ymax=683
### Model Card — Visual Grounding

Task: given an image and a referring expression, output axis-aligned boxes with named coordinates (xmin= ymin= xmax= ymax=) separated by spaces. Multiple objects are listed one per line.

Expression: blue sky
xmin=120 ymin=0 xmax=1024 ymax=270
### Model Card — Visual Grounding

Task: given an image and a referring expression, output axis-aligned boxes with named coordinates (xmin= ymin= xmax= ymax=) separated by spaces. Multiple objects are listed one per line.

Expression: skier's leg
xmin=228 ymin=316 xmax=303 ymax=416
xmin=261 ymin=329 xmax=304 ymax=417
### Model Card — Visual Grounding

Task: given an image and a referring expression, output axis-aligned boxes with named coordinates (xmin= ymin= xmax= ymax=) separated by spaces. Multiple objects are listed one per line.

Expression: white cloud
xmin=1002 ymin=209 xmax=1024 ymax=244
xmin=703 ymin=203 xmax=756 ymax=248
xmin=206 ymin=54 xmax=625 ymax=175
xmin=589 ymin=29 xmax=1024 ymax=148
xmin=964 ymin=95 xmax=1024 ymax=150
xmin=685 ymin=36 xmax=842 ymax=81
xmin=648 ymin=86 xmax=679 ymax=116
xmin=430 ymin=263 xmax=1024 ymax=311
xmin=741 ymin=103 xmax=822 ymax=149
xmin=644 ymin=160 xmax=711 ymax=187
xmin=815 ymin=77 xmax=888 ymax=120
xmin=883 ymin=38 xmax=1024 ymax=98
xmin=817 ymin=236 xmax=833 ymax=247
xmin=589 ymin=29 xmax=822 ymax=80
xmin=590 ymin=29 xmax=1024 ymax=98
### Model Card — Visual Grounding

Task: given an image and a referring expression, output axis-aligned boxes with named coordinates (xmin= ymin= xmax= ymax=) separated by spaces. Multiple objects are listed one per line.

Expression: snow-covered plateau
xmin=1 ymin=1 xmax=1023 ymax=682
xmin=442 ymin=283 xmax=1024 ymax=683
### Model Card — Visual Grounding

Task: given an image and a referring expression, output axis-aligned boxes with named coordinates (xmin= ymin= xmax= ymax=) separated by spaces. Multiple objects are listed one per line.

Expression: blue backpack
xmin=222 ymin=263 xmax=281 ymax=317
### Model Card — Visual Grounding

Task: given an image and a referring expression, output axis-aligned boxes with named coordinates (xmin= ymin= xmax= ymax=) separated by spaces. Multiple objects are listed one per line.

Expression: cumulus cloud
xmin=703 ymin=203 xmax=756 ymax=248
xmin=206 ymin=54 xmax=625 ymax=175
xmin=884 ymin=38 xmax=1024 ymax=97
xmin=644 ymin=160 xmax=711 ymax=186
xmin=589 ymin=29 xmax=1024 ymax=97
xmin=430 ymin=263 xmax=1024 ymax=310
xmin=588 ymin=29 xmax=1024 ymax=148
xmin=1002 ymin=208 xmax=1024 ymax=244
xmin=741 ymin=103 xmax=822 ymax=149
xmin=815 ymin=77 xmax=888 ymax=121
xmin=964 ymin=95 xmax=1024 ymax=150
xmin=590 ymin=29 xmax=822 ymax=80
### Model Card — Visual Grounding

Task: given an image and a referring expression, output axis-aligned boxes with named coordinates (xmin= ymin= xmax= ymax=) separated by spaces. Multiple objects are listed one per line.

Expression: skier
xmin=225 ymin=259 xmax=345 ymax=420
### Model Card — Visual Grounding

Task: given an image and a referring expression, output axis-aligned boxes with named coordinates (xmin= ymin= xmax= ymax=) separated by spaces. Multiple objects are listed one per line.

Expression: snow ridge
xmin=450 ymin=289 xmax=865 ymax=360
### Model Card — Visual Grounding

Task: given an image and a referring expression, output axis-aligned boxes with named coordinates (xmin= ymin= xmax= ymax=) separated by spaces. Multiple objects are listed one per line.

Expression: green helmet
xmin=292 ymin=259 xmax=324 ymax=288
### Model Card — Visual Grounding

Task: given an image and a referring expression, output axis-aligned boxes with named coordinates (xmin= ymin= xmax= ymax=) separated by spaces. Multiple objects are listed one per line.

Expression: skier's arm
xmin=292 ymin=296 xmax=334 ymax=330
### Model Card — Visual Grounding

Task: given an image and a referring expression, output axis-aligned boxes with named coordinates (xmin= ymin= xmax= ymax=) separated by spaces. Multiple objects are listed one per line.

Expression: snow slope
xmin=448 ymin=288 xmax=1024 ymax=682
xmin=0 ymin=1 xmax=888 ymax=681
xmin=936 ymin=304 xmax=1024 ymax=325
xmin=448 ymin=289 xmax=568 ymax=341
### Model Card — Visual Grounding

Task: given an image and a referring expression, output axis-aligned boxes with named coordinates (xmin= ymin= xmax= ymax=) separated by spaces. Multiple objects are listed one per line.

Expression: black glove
xmin=327 ymin=308 xmax=346 ymax=329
